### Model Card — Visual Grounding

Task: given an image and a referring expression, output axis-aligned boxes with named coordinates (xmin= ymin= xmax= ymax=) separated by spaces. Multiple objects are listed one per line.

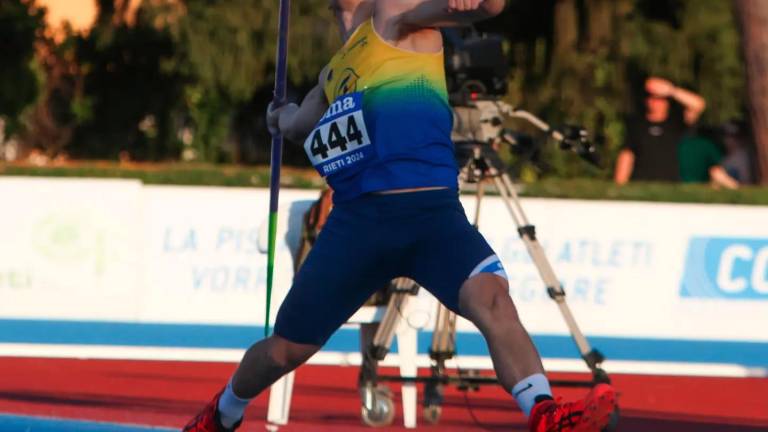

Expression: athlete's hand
xmin=446 ymin=0 xmax=485 ymax=12
xmin=266 ymin=102 xmax=281 ymax=135
xmin=266 ymin=102 xmax=298 ymax=136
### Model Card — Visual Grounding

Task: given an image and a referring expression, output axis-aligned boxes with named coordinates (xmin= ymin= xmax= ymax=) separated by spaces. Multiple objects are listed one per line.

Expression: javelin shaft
xmin=265 ymin=0 xmax=291 ymax=338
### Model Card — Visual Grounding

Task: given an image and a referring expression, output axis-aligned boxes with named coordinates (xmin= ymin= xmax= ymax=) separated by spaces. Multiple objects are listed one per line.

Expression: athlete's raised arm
xmin=379 ymin=0 xmax=505 ymax=29
xmin=267 ymin=78 xmax=329 ymax=143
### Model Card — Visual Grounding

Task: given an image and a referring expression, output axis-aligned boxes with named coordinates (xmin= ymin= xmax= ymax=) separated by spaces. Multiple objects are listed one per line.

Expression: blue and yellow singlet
xmin=304 ymin=19 xmax=458 ymax=202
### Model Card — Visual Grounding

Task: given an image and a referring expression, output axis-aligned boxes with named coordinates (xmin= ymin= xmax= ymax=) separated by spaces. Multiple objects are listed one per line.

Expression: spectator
xmin=614 ymin=76 xmax=707 ymax=184
xmin=720 ymin=121 xmax=754 ymax=184
xmin=677 ymin=127 xmax=739 ymax=189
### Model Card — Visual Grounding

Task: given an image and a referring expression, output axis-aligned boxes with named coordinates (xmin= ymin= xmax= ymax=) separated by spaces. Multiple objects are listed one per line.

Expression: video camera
xmin=443 ymin=29 xmax=600 ymax=168
xmin=442 ymin=29 xmax=509 ymax=105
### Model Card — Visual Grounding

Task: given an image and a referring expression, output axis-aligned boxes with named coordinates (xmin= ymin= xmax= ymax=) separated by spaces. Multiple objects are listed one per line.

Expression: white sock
xmin=511 ymin=373 xmax=552 ymax=417
xmin=217 ymin=379 xmax=251 ymax=428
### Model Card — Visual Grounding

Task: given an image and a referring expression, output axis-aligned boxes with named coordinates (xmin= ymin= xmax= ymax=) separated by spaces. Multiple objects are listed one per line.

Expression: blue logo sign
xmin=680 ymin=237 xmax=768 ymax=300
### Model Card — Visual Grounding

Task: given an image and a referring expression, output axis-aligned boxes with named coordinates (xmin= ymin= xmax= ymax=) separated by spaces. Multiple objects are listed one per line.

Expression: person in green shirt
xmin=678 ymin=129 xmax=739 ymax=189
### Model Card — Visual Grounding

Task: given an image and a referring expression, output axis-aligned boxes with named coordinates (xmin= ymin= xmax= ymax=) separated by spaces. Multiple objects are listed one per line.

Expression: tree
xmin=21 ymin=0 xmax=750 ymax=174
xmin=733 ymin=0 xmax=768 ymax=184
xmin=169 ymin=0 xmax=338 ymax=162
xmin=68 ymin=0 xmax=185 ymax=160
xmin=625 ymin=0 xmax=745 ymax=125
xmin=481 ymin=0 xmax=746 ymax=180
xmin=20 ymin=32 xmax=83 ymax=158
xmin=0 ymin=0 xmax=45 ymax=135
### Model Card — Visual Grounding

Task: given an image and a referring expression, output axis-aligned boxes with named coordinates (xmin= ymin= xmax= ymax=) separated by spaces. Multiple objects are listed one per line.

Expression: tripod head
xmin=492 ymin=101 xmax=602 ymax=168
xmin=555 ymin=125 xmax=601 ymax=167
xmin=452 ymin=100 xmax=601 ymax=168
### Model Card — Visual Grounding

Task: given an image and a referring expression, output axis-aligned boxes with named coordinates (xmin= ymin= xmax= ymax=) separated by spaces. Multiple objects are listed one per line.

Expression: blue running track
xmin=0 ymin=414 xmax=176 ymax=432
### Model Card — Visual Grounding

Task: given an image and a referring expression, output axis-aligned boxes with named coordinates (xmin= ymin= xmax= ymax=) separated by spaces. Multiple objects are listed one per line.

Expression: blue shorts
xmin=273 ymin=188 xmax=505 ymax=346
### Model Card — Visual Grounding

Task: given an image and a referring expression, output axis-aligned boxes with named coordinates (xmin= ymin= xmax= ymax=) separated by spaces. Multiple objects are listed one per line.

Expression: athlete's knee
xmin=264 ymin=335 xmax=319 ymax=373
xmin=459 ymin=273 xmax=520 ymax=327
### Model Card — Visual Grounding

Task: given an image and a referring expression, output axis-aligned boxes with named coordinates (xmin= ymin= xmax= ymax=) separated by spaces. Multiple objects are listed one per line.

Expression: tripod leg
xmin=361 ymin=278 xmax=420 ymax=372
xmin=423 ymin=303 xmax=456 ymax=424
xmin=430 ymin=303 xmax=456 ymax=360
xmin=492 ymin=174 xmax=606 ymax=376
xmin=472 ymin=178 xmax=486 ymax=227
xmin=360 ymin=278 xmax=416 ymax=427
xmin=359 ymin=323 xmax=379 ymax=386
xmin=371 ymin=278 xmax=414 ymax=357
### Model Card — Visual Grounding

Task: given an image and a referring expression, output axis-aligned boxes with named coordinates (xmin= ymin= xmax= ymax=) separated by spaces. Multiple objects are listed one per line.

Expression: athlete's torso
xmin=304 ymin=19 xmax=458 ymax=202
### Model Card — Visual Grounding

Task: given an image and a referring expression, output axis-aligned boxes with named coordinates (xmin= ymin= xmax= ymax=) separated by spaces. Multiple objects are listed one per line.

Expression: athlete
xmin=184 ymin=1 xmax=617 ymax=431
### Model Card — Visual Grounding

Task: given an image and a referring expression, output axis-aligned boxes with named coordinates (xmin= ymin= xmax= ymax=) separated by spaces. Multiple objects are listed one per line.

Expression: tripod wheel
xmin=360 ymin=386 xmax=395 ymax=427
xmin=423 ymin=404 xmax=442 ymax=425
xmin=422 ymin=381 xmax=444 ymax=424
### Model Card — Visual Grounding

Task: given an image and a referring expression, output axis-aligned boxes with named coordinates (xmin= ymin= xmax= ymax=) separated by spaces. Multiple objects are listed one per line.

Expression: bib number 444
xmin=304 ymin=92 xmax=372 ymax=176
xmin=309 ymin=114 xmax=365 ymax=159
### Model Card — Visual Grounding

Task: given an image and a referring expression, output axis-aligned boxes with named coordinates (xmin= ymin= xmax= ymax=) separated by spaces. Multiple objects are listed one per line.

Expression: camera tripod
xmin=357 ymin=103 xmax=610 ymax=427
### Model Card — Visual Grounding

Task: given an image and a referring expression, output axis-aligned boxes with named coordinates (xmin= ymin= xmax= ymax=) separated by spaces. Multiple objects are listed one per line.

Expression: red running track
xmin=1 ymin=357 xmax=767 ymax=431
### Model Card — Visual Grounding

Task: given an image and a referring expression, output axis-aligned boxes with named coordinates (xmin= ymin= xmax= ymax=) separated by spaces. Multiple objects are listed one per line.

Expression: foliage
xmin=165 ymin=0 xmax=339 ymax=163
xmin=624 ymin=0 xmax=745 ymax=124
xmin=15 ymin=23 xmax=98 ymax=158
xmin=0 ymin=0 xmax=45 ymax=133
xmin=1 ymin=0 xmax=752 ymax=176
xmin=171 ymin=0 xmax=337 ymax=98
xmin=483 ymin=0 xmax=746 ymax=180
xmin=66 ymin=1 xmax=184 ymax=160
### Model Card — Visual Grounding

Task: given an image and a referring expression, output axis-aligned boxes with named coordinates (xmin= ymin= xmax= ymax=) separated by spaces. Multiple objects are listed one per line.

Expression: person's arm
xmin=672 ymin=86 xmax=706 ymax=125
xmin=646 ymin=77 xmax=706 ymax=125
xmin=379 ymin=0 xmax=506 ymax=30
xmin=709 ymin=165 xmax=739 ymax=190
xmin=267 ymin=84 xmax=328 ymax=143
xmin=614 ymin=149 xmax=635 ymax=185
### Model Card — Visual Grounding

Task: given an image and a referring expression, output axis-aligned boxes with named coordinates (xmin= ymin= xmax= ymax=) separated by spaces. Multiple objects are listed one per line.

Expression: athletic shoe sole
xmin=577 ymin=383 xmax=619 ymax=432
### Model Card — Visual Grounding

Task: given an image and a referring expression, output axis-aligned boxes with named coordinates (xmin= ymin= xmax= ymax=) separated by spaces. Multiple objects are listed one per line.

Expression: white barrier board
xmin=0 ymin=177 xmax=766 ymax=375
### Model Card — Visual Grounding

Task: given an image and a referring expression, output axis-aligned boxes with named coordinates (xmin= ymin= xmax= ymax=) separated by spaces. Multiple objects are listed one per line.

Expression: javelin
xmin=265 ymin=0 xmax=291 ymax=337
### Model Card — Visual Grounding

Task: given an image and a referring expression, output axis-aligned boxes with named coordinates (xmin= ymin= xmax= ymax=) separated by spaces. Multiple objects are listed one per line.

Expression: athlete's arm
xmin=267 ymin=83 xmax=328 ymax=143
xmin=380 ymin=0 xmax=506 ymax=29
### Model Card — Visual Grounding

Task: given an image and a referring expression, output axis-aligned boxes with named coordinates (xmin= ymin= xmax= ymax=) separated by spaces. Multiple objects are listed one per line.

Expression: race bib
xmin=305 ymin=92 xmax=373 ymax=177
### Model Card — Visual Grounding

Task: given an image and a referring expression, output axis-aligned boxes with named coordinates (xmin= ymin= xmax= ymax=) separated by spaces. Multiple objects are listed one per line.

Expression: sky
xmin=38 ymin=0 xmax=97 ymax=33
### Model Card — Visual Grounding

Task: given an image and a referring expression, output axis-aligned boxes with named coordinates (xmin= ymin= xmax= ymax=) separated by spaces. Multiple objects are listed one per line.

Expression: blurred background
xmin=2 ymin=2 xmax=768 ymax=431
xmin=1 ymin=0 xmax=766 ymax=196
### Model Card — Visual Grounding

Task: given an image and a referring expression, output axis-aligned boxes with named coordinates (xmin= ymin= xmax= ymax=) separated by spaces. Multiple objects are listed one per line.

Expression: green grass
xmin=0 ymin=162 xmax=323 ymax=189
xmin=520 ymin=178 xmax=768 ymax=205
xmin=2 ymin=162 xmax=767 ymax=205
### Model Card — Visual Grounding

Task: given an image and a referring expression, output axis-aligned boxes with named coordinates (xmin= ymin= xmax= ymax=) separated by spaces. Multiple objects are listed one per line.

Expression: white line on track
xmin=1 ymin=343 xmax=765 ymax=378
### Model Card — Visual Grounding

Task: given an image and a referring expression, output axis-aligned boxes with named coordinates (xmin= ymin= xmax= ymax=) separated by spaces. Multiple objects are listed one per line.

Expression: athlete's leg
xmin=458 ymin=273 xmax=545 ymax=391
xmin=400 ymin=191 xmax=548 ymax=408
xmin=230 ymin=335 xmax=319 ymax=398
xmin=233 ymin=202 xmax=395 ymax=391
xmin=410 ymin=243 xmax=551 ymax=414
xmin=405 ymin=190 xmax=616 ymax=430
xmin=457 ymin=272 xmax=558 ymax=418
xmin=184 ymin=198 xmax=400 ymax=430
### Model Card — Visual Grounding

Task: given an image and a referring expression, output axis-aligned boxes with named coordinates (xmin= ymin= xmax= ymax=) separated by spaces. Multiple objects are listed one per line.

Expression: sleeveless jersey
xmin=304 ymin=19 xmax=458 ymax=202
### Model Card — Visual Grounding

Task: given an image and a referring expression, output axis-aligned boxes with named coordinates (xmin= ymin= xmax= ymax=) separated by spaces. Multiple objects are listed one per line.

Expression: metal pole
xmin=265 ymin=0 xmax=291 ymax=337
